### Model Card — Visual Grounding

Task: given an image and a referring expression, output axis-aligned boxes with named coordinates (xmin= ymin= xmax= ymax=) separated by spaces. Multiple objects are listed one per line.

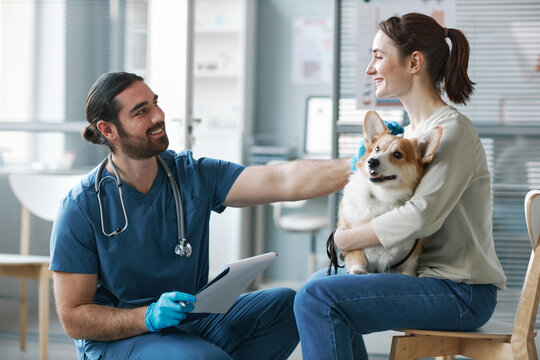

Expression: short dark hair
xmin=83 ymin=71 xmax=144 ymax=147
xmin=379 ymin=13 xmax=475 ymax=105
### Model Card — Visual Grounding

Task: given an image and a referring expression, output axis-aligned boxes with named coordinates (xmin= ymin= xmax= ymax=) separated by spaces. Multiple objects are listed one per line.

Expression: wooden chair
xmin=389 ymin=189 xmax=540 ymax=360
xmin=0 ymin=173 xmax=82 ymax=360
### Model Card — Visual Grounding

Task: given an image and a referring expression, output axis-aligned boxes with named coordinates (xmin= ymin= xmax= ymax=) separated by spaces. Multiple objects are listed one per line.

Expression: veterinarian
xmin=294 ymin=13 xmax=507 ymax=360
xmin=50 ymin=71 xmax=351 ymax=359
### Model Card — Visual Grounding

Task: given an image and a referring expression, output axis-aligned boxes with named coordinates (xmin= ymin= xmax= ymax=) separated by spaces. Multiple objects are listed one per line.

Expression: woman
xmin=293 ymin=13 xmax=506 ymax=360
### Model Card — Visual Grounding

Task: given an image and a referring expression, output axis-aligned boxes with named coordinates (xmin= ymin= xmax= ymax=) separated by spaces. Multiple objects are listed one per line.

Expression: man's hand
xmin=144 ymin=291 xmax=196 ymax=332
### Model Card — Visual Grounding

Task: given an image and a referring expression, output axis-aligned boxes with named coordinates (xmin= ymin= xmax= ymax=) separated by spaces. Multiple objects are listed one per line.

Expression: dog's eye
xmin=375 ymin=146 xmax=380 ymax=153
xmin=393 ymin=151 xmax=403 ymax=159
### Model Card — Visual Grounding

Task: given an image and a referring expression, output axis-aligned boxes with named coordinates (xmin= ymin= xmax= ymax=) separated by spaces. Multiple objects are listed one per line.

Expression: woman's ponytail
xmin=444 ymin=28 xmax=475 ymax=105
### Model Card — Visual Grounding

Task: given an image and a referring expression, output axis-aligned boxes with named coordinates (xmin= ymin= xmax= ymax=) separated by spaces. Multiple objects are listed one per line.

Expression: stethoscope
xmin=95 ymin=154 xmax=192 ymax=258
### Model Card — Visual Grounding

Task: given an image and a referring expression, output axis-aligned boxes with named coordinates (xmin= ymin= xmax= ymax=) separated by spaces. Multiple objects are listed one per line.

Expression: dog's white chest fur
xmin=341 ymin=171 xmax=417 ymax=273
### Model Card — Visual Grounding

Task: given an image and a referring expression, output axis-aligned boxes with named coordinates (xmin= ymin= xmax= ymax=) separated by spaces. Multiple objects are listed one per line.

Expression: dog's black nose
xmin=368 ymin=157 xmax=379 ymax=169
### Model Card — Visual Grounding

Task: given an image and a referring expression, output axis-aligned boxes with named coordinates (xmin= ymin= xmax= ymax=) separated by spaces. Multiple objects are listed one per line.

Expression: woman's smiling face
xmin=365 ymin=30 xmax=412 ymax=100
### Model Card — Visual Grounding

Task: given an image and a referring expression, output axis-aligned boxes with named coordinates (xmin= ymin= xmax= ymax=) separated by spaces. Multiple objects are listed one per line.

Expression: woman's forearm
xmin=334 ymin=221 xmax=381 ymax=252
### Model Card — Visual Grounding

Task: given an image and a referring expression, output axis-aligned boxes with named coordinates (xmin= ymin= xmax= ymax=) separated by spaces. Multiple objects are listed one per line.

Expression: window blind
xmin=454 ymin=0 xmax=540 ymax=125
xmin=334 ymin=0 xmax=540 ymax=328
xmin=0 ymin=0 xmax=149 ymax=169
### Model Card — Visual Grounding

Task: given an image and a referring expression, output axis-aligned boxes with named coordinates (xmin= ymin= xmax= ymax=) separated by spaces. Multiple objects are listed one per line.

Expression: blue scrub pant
xmin=294 ymin=269 xmax=497 ymax=360
xmin=77 ymin=287 xmax=299 ymax=359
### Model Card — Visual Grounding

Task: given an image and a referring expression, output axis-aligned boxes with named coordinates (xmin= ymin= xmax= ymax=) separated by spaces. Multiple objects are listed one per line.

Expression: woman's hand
xmin=333 ymin=227 xmax=349 ymax=256
xmin=333 ymin=221 xmax=382 ymax=253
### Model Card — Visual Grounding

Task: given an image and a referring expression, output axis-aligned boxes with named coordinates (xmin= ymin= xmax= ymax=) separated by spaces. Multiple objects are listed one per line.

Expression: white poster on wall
xmin=356 ymin=0 xmax=456 ymax=109
xmin=292 ymin=17 xmax=333 ymax=84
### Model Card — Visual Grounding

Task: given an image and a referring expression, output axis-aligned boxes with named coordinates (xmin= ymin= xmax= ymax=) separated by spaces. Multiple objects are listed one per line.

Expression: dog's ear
xmin=363 ymin=111 xmax=389 ymax=146
xmin=416 ymin=126 xmax=443 ymax=165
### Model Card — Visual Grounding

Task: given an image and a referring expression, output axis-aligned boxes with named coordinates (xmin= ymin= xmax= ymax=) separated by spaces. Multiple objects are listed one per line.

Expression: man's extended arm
xmin=223 ymin=158 xmax=350 ymax=207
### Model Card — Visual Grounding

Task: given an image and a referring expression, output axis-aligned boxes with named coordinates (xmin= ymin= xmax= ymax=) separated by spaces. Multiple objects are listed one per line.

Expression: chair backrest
xmin=525 ymin=190 xmax=540 ymax=250
xmin=8 ymin=173 xmax=84 ymax=221
xmin=511 ymin=190 xmax=540 ymax=354
xmin=271 ymin=200 xmax=308 ymax=229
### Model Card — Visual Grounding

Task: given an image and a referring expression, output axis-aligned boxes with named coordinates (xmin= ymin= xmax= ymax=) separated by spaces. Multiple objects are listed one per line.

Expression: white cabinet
xmin=192 ymin=0 xmax=256 ymax=276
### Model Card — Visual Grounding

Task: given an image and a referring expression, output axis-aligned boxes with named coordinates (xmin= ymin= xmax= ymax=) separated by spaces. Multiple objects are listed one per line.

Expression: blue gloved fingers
xmin=145 ymin=303 xmax=187 ymax=332
xmin=350 ymin=142 xmax=365 ymax=172
xmin=159 ymin=301 xmax=193 ymax=317
xmin=350 ymin=154 xmax=358 ymax=172
xmin=162 ymin=301 xmax=195 ymax=315
xmin=160 ymin=292 xmax=196 ymax=316
xmin=161 ymin=308 xmax=188 ymax=322
xmin=167 ymin=291 xmax=196 ymax=305
xmin=161 ymin=292 xmax=195 ymax=311
xmin=144 ymin=291 xmax=196 ymax=332
xmin=383 ymin=120 xmax=404 ymax=135
xmin=163 ymin=292 xmax=196 ymax=315
xmin=145 ymin=304 xmax=185 ymax=332
xmin=182 ymin=302 xmax=195 ymax=313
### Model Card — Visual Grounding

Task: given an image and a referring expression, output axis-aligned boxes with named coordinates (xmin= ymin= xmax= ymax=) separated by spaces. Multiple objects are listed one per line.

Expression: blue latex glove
xmin=144 ymin=291 xmax=196 ymax=332
xmin=350 ymin=120 xmax=404 ymax=171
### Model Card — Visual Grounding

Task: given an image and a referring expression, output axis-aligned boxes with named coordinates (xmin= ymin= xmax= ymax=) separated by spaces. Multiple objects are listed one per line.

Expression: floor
xmin=0 ymin=298 xmax=76 ymax=359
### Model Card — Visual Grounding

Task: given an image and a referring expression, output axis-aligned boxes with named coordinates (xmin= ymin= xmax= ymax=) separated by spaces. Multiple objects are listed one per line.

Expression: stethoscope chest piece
xmin=174 ymin=239 xmax=192 ymax=258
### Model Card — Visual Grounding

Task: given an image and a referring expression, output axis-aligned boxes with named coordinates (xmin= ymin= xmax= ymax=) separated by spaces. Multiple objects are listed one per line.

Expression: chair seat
xmin=0 ymin=254 xmax=50 ymax=265
xmin=400 ymin=319 xmax=524 ymax=341
xmin=278 ymin=214 xmax=329 ymax=233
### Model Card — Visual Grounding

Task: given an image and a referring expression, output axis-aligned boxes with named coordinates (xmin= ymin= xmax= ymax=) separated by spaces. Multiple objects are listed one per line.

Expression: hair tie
xmin=444 ymin=27 xmax=449 ymax=38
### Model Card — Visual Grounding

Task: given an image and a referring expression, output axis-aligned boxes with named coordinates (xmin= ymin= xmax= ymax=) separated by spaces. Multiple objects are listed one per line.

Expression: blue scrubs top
xmin=50 ymin=150 xmax=245 ymax=309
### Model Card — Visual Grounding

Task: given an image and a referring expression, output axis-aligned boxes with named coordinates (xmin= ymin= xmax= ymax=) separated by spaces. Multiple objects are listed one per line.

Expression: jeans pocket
xmin=454 ymin=285 xmax=473 ymax=329
xmin=455 ymin=283 xmax=497 ymax=331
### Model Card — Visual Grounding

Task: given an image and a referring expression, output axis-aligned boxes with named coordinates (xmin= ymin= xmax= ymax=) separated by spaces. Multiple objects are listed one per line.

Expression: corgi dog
xmin=327 ymin=111 xmax=442 ymax=276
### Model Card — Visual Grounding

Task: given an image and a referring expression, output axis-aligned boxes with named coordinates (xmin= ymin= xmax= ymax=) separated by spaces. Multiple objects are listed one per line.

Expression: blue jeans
xmin=294 ymin=268 xmax=497 ymax=360
xmin=77 ymin=287 xmax=299 ymax=360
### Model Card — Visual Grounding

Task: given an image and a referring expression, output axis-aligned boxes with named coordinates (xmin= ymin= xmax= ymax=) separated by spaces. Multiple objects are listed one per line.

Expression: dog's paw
xmin=347 ymin=265 xmax=367 ymax=275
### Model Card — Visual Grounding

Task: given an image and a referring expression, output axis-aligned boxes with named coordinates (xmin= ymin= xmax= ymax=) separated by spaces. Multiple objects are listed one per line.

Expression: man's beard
xmin=115 ymin=122 xmax=169 ymax=159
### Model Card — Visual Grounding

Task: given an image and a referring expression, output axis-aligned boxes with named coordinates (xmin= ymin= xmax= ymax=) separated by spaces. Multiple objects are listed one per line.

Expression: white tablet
xmin=192 ymin=252 xmax=277 ymax=314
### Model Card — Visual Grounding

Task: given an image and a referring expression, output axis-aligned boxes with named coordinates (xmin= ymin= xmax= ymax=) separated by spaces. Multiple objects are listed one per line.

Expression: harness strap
xmin=389 ymin=238 xmax=420 ymax=271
